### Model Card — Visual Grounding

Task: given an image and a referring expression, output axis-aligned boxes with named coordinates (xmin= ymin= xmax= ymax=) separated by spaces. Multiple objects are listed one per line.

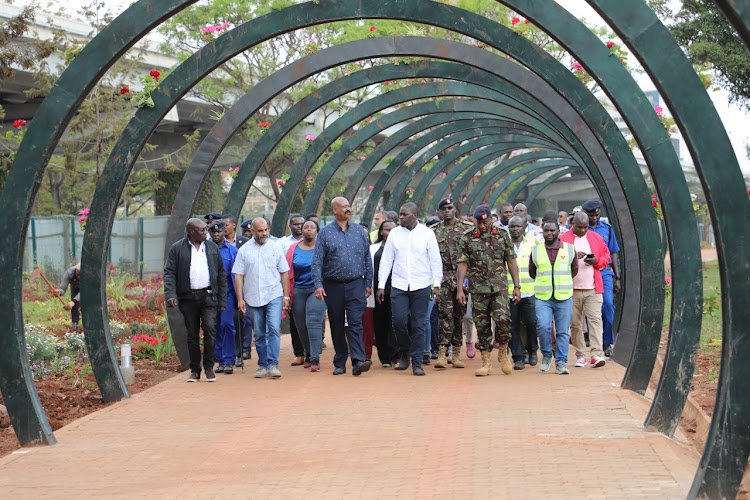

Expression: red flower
xmin=606 ymin=41 xmax=615 ymax=49
xmin=149 ymin=69 xmax=160 ymax=81
xmin=524 ymin=19 xmax=529 ymax=24
xmin=277 ymin=180 xmax=284 ymax=186
xmin=511 ymin=17 xmax=520 ymax=25
xmin=652 ymin=200 xmax=658 ymax=208
xmin=13 ymin=119 xmax=26 ymax=128
xmin=120 ymin=86 xmax=130 ymax=95
xmin=384 ymin=81 xmax=391 ymax=86
xmin=343 ymin=181 xmax=349 ymax=185
xmin=74 ymin=366 xmax=81 ymax=373
xmin=369 ymin=26 xmax=376 ymax=32
xmin=259 ymin=122 xmax=270 ymax=128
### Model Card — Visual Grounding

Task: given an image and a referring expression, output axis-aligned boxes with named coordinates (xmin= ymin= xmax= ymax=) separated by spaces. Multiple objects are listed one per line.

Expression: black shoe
xmin=604 ymin=344 xmax=613 ymax=357
xmin=513 ymin=359 xmax=525 ymax=370
xmin=242 ymin=352 xmax=251 ymax=360
xmin=413 ymin=365 xmax=425 ymax=376
xmin=584 ymin=332 xmax=590 ymax=348
xmin=352 ymin=360 xmax=372 ymax=376
xmin=529 ymin=352 xmax=538 ymax=366
xmin=215 ymin=364 xmax=226 ymax=373
xmin=395 ymin=354 xmax=410 ymax=371
xmin=224 ymin=365 xmax=233 ymax=374
xmin=205 ymin=368 xmax=216 ymax=382
xmin=423 ymin=353 xmax=431 ymax=365
xmin=333 ymin=366 xmax=346 ymax=375
xmin=431 ymin=351 xmax=439 ymax=360
xmin=186 ymin=372 xmax=200 ymax=382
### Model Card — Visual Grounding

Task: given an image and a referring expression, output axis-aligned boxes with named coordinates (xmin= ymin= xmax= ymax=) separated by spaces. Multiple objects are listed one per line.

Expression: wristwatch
xmin=513 ymin=285 xmax=521 ymax=289
xmin=283 ymin=296 xmax=290 ymax=299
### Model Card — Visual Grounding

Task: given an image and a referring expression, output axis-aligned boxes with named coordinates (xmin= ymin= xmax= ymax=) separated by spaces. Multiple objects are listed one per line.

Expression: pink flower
xmin=222 ymin=22 xmax=231 ymax=28
xmin=606 ymin=41 xmax=615 ymax=48
xmin=368 ymin=185 xmax=374 ymax=190
xmin=77 ymin=216 xmax=86 ymax=224
xmin=357 ymin=60 xmax=364 ymax=65
xmin=664 ymin=276 xmax=672 ymax=285
xmin=215 ymin=25 xmax=223 ymax=31
xmin=571 ymin=61 xmax=584 ymax=72
xmin=343 ymin=181 xmax=349 ymax=185
xmin=80 ymin=208 xmax=90 ymax=215
xmin=654 ymin=106 xmax=664 ymax=115
xmin=360 ymin=156 xmax=366 ymax=161
xmin=511 ymin=17 xmax=520 ymax=25
xmin=307 ymin=177 xmax=313 ymax=181
xmin=305 ymin=135 xmax=316 ymax=141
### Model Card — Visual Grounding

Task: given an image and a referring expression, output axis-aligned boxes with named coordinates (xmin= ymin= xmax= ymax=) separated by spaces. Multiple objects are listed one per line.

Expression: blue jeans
xmin=391 ymin=286 xmax=431 ymax=365
xmin=214 ymin=291 xmax=237 ymax=365
xmin=423 ymin=297 xmax=435 ymax=354
xmin=535 ymin=297 xmax=572 ymax=363
xmin=248 ymin=296 xmax=283 ymax=368
xmin=292 ymin=286 xmax=327 ymax=363
xmin=600 ymin=270 xmax=615 ymax=345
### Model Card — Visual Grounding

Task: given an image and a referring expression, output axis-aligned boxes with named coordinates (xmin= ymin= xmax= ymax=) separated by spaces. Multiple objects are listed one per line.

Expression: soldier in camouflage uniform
xmin=457 ymin=204 xmax=521 ymax=376
xmin=430 ymin=197 xmax=474 ymax=369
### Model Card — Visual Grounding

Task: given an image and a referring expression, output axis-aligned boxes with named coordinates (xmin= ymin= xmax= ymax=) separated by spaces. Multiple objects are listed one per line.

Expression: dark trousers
xmin=179 ymin=291 xmax=217 ymax=374
xmin=391 ymin=286 xmax=431 ymax=365
xmin=510 ymin=296 xmax=538 ymax=361
xmin=323 ymin=278 xmax=367 ymax=369
xmin=373 ymin=293 xmax=396 ymax=365
xmin=429 ymin=299 xmax=439 ymax=352
xmin=70 ymin=300 xmax=80 ymax=324
xmin=289 ymin=312 xmax=304 ymax=357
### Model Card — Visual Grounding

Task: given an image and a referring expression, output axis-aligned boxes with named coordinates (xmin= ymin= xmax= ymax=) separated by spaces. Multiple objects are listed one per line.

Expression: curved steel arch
xmin=584 ymin=2 xmax=750 ymax=495
xmin=466 ymin=160 xmax=578 ymax=210
xmin=267 ymin=81 xmax=555 ymax=235
xmin=0 ymin=0 xmax=672 ymax=458
xmin=713 ymin=0 xmax=750 ymax=49
xmin=491 ymin=0 xmax=700 ymax=439
xmin=0 ymin=0 xmax=199 ymax=446
xmin=524 ymin=167 xmax=581 ymax=206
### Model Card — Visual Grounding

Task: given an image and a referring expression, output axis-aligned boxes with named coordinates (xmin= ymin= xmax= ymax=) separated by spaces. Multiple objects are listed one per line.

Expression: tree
xmin=651 ymin=0 xmax=750 ymax=111
xmin=0 ymin=5 xmax=59 ymax=194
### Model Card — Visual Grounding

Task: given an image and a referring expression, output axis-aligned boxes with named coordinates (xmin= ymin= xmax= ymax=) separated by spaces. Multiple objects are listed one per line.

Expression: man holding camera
xmin=560 ymin=212 xmax=610 ymax=368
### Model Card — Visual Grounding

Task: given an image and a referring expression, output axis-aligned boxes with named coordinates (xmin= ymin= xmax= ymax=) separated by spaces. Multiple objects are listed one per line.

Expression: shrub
xmin=25 ymin=324 xmax=60 ymax=364
xmin=64 ymin=331 xmax=87 ymax=353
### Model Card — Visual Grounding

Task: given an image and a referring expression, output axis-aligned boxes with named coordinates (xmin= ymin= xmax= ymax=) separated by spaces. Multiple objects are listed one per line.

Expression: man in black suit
xmin=222 ymin=214 xmax=249 ymax=248
xmin=164 ymin=218 xmax=228 ymax=382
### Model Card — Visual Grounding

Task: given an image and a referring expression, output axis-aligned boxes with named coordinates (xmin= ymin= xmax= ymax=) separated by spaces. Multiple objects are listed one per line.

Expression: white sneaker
xmin=254 ymin=367 xmax=268 ymax=378
xmin=268 ymin=365 xmax=282 ymax=378
xmin=574 ymin=357 xmax=587 ymax=368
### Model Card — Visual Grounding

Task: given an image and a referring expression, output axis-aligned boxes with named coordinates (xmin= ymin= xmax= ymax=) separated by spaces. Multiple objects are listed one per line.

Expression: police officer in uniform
xmin=582 ymin=200 xmax=620 ymax=357
xmin=456 ymin=205 xmax=521 ymax=376
xmin=430 ymin=197 xmax=474 ymax=369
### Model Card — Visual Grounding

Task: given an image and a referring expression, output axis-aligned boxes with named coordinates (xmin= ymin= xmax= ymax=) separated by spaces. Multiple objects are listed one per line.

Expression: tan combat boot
xmin=475 ymin=351 xmax=492 ymax=376
xmin=497 ymin=343 xmax=513 ymax=374
xmin=452 ymin=345 xmax=465 ymax=368
xmin=434 ymin=345 xmax=448 ymax=369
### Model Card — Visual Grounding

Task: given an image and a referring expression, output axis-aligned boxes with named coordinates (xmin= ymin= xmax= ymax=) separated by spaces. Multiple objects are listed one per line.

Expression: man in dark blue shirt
xmin=583 ymin=200 xmax=621 ymax=358
xmin=312 ymin=197 xmax=373 ymax=376
xmin=209 ymin=221 xmax=238 ymax=374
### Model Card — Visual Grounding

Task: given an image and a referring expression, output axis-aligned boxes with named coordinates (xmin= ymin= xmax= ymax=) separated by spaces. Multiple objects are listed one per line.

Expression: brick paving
xmin=0 ymin=335 xmax=700 ymax=498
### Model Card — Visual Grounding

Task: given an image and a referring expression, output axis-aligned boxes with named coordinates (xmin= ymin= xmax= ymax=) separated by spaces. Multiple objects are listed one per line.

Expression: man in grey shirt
xmin=233 ymin=218 xmax=291 ymax=379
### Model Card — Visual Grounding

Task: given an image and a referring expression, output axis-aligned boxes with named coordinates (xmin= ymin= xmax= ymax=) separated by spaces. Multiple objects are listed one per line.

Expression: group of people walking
xmin=163 ymin=195 xmax=621 ymax=381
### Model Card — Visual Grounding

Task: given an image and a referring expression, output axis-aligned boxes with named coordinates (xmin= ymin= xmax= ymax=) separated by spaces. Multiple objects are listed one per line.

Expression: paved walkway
xmin=0 ymin=336 xmax=700 ymax=498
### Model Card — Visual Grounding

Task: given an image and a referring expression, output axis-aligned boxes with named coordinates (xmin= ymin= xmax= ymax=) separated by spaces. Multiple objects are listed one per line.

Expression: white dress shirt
xmin=189 ymin=241 xmax=210 ymax=289
xmin=378 ymin=223 xmax=442 ymax=292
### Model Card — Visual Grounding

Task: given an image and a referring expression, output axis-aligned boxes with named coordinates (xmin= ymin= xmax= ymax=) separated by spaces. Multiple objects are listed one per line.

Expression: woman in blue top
xmin=286 ymin=220 xmax=327 ymax=372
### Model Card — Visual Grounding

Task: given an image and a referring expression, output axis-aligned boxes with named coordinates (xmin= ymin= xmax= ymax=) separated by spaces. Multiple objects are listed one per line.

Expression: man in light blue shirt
xmin=233 ymin=218 xmax=291 ymax=379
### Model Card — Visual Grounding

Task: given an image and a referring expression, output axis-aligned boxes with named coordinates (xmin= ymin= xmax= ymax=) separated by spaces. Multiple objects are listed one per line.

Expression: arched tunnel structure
xmin=0 ymin=1 xmax=748 ymax=497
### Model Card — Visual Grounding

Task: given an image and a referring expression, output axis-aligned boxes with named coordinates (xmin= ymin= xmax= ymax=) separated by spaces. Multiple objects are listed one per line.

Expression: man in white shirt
xmin=233 ymin=218 xmax=291 ymax=379
xmin=376 ymin=203 xmax=442 ymax=376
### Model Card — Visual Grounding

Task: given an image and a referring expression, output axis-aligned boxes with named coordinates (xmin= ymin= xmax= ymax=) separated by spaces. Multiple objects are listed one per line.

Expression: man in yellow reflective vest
xmin=529 ymin=220 xmax=578 ymax=374
xmin=507 ymin=216 xmax=538 ymax=370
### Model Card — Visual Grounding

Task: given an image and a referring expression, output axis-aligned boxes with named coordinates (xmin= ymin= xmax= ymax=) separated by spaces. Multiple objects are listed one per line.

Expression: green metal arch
xmin=525 ymin=167 xmax=581 ymax=206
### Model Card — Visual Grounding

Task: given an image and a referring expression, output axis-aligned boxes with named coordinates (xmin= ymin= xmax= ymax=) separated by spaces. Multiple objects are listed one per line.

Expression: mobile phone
xmin=585 ymin=253 xmax=595 ymax=258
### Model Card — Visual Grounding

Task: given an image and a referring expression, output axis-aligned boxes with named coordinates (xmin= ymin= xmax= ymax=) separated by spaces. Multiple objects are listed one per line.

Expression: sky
xmin=13 ymin=0 xmax=750 ymax=174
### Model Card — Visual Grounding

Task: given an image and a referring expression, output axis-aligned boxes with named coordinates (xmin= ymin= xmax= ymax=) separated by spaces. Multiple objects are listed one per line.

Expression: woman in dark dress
xmin=372 ymin=220 xmax=397 ymax=367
